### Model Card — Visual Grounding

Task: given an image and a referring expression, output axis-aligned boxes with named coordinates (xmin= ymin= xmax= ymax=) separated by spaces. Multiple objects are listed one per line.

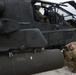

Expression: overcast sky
xmin=41 ymin=0 xmax=75 ymax=3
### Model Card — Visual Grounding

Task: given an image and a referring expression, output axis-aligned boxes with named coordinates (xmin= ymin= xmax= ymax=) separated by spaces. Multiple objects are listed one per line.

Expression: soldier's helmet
xmin=34 ymin=5 xmax=41 ymax=10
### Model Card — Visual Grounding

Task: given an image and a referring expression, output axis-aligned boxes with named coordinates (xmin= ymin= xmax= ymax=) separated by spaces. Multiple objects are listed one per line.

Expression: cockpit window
xmin=32 ymin=0 xmax=76 ymax=27
xmin=32 ymin=2 xmax=49 ymax=23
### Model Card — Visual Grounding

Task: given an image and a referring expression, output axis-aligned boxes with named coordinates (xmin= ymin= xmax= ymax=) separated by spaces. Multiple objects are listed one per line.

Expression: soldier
xmin=66 ymin=20 xmax=74 ymax=28
xmin=71 ymin=45 xmax=76 ymax=72
xmin=63 ymin=43 xmax=76 ymax=73
xmin=33 ymin=5 xmax=47 ymax=22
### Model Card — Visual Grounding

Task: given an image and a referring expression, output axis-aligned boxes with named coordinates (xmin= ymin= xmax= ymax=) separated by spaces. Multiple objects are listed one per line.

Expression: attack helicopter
xmin=32 ymin=0 xmax=76 ymax=49
xmin=0 ymin=0 xmax=76 ymax=75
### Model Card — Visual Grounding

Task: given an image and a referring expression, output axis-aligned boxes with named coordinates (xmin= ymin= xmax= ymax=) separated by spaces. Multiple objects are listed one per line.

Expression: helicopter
xmin=31 ymin=0 xmax=76 ymax=49
xmin=0 ymin=0 xmax=76 ymax=75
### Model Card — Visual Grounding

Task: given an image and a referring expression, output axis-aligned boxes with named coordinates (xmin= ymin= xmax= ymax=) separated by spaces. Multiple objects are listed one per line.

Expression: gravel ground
xmin=33 ymin=66 xmax=76 ymax=75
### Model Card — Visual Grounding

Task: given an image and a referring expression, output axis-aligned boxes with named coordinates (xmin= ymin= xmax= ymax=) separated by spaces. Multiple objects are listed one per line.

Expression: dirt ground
xmin=33 ymin=66 xmax=76 ymax=75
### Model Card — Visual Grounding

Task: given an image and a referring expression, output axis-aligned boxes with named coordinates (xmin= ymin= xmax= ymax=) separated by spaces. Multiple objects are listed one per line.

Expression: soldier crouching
xmin=63 ymin=43 xmax=76 ymax=73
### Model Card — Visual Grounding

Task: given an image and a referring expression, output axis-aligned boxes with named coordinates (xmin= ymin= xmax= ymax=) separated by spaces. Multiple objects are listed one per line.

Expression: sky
xmin=41 ymin=0 xmax=75 ymax=3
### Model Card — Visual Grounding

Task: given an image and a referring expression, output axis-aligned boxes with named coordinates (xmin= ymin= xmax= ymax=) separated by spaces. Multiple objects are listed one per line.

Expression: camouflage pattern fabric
xmin=63 ymin=44 xmax=76 ymax=73
xmin=36 ymin=10 xmax=47 ymax=22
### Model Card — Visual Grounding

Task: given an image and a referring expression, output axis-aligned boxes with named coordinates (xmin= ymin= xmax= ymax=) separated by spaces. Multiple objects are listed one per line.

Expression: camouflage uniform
xmin=66 ymin=21 xmax=74 ymax=28
xmin=63 ymin=44 xmax=76 ymax=73
xmin=71 ymin=50 xmax=76 ymax=72
xmin=34 ymin=5 xmax=47 ymax=22
xmin=35 ymin=10 xmax=47 ymax=22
